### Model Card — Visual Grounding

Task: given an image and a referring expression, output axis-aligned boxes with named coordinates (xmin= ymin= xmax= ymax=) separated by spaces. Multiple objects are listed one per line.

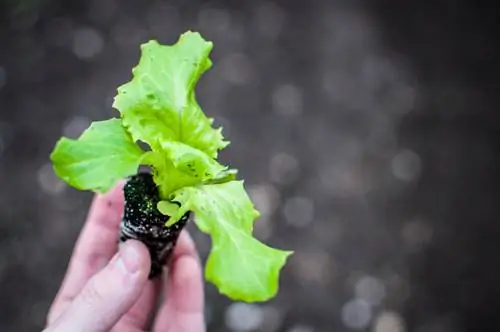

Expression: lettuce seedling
xmin=50 ymin=31 xmax=293 ymax=303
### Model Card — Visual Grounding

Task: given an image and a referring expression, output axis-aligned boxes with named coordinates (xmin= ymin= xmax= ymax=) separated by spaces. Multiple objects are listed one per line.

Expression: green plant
xmin=50 ymin=31 xmax=293 ymax=303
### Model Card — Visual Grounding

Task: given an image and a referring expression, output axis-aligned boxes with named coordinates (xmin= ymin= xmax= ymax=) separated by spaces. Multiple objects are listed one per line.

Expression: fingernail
xmin=116 ymin=241 xmax=141 ymax=274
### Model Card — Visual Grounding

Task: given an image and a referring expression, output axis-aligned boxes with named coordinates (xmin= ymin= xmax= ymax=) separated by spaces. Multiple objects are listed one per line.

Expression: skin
xmin=44 ymin=182 xmax=205 ymax=332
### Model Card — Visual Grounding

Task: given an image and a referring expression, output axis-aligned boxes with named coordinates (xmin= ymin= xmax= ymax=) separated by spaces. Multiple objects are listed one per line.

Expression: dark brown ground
xmin=1 ymin=0 xmax=500 ymax=331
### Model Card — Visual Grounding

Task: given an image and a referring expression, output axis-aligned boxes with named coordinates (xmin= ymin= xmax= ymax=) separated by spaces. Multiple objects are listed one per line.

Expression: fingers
xmin=153 ymin=231 xmax=206 ymax=332
xmin=48 ymin=182 xmax=125 ymax=324
xmin=45 ymin=240 xmax=151 ymax=332
xmin=111 ymin=278 xmax=161 ymax=332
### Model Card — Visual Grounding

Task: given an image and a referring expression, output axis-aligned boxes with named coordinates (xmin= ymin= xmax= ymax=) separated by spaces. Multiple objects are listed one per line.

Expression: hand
xmin=44 ymin=183 xmax=205 ymax=332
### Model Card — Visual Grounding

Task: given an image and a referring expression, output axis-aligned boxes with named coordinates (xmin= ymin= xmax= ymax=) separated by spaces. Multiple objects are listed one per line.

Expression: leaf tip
xmin=140 ymin=39 xmax=160 ymax=51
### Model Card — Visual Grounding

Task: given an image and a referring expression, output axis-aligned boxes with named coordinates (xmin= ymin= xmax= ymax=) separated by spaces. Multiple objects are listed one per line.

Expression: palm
xmin=45 ymin=183 xmax=205 ymax=332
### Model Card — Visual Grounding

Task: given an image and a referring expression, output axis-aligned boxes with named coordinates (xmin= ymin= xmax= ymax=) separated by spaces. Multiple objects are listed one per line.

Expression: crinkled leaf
xmin=50 ymin=119 xmax=145 ymax=193
xmin=159 ymin=141 xmax=227 ymax=181
xmin=142 ymin=151 xmax=199 ymax=198
xmin=142 ymin=141 xmax=226 ymax=198
xmin=205 ymin=169 xmax=238 ymax=185
xmin=112 ymin=31 xmax=228 ymax=158
xmin=170 ymin=181 xmax=293 ymax=302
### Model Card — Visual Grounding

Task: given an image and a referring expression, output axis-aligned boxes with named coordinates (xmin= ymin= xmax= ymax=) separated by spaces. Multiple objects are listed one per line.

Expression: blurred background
xmin=1 ymin=0 xmax=500 ymax=331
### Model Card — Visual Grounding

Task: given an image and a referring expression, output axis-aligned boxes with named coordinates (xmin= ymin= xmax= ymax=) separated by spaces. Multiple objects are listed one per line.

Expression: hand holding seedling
xmin=49 ymin=31 xmax=292 ymax=304
xmin=44 ymin=183 xmax=205 ymax=332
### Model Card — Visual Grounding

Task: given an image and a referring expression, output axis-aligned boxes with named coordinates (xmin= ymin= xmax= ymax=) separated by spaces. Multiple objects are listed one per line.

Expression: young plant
xmin=50 ymin=31 xmax=293 ymax=303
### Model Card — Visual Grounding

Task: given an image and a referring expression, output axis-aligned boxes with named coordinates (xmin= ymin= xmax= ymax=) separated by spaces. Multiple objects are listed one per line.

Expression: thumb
xmin=46 ymin=240 xmax=151 ymax=332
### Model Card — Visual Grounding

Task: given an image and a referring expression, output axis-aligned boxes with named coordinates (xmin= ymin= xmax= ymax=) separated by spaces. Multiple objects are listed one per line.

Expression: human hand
xmin=44 ymin=183 xmax=205 ymax=332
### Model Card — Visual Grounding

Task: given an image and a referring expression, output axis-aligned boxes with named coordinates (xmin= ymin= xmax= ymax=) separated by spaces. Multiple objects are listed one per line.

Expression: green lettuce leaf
xmin=50 ymin=118 xmax=145 ymax=193
xmin=205 ymin=169 xmax=239 ymax=185
xmin=141 ymin=151 xmax=200 ymax=198
xmin=112 ymin=31 xmax=228 ymax=159
xmin=158 ymin=140 xmax=227 ymax=181
xmin=169 ymin=181 xmax=293 ymax=302
xmin=157 ymin=200 xmax=180 ymax=216
xmin=142 ymin=141 xmax=227 ymax=198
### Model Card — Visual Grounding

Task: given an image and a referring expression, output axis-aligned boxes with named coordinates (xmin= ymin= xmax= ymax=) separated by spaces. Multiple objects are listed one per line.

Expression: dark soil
xmin=120 ymin=172 xmax=190 ymax=279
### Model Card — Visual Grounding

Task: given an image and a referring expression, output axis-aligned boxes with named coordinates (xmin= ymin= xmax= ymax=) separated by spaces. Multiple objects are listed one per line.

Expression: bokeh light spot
xmin=283 ymin=196 xmax=314 ymax=228
xmin=269 ymin=152 xmax=300 ymax=184
xmin=341 ymin=298 xmax=372 ymax=330
xmin=198 ymin=8 xmax=232 ymax=34
xmin=354 ymin=275 xmax=386 ymax=306
xmin=391 ymin=149 xmax=422 ymax=182
xmin=254 ymin=2 xmax=286 ymax=40
xmin=221 ymin=53 xmax=254 ymax=85
xmin=63 ymin=116 xmax=91 ymax=139
xmin=272 ymin=84 xmax=303 ymax=116
xmin=373 ymin=311 xmax=406 ymax=332
xmin=225 ymin=303 xmax=264 ymax=331
xmin=288 ymin=325 xmax=315 ymax=332
xmin=72 ymin=27 xmax=104 ymax=60
xmin=37 ymin=163 xmax=66 ymax=196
